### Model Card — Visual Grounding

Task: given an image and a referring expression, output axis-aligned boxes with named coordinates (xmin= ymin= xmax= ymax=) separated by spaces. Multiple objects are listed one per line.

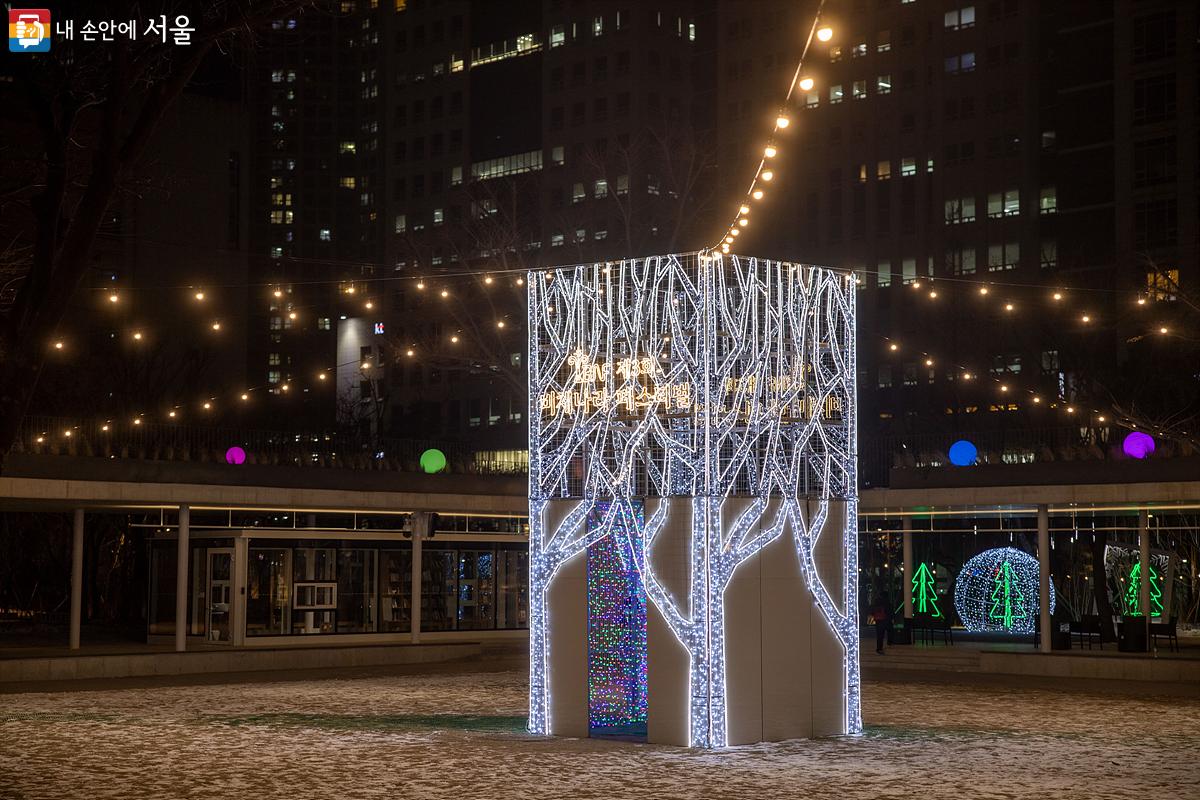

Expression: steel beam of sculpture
xmin=528 ymin=251 xmax=858 ymax=747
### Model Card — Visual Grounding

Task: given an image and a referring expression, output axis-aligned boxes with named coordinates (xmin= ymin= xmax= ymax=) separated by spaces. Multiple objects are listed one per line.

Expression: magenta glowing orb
xmin=225 ymin=446 xmax=247 ymax=465
xmin=1122 ymin=431 xmax=1155 ymax=460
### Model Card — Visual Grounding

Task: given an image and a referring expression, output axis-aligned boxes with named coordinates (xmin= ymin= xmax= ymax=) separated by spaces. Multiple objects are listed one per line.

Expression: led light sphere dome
xmin=1122 ymin=431 xmax=1155 ymax=460
xmin=419 ymin=448 xmax=448 ymax=474
xmin=224 ymin=446 xmax=246 ymax=465
xmin=954 ymin=547 xmax=1054 ymax=634
xmin=948 ymin=439 xmax=978 ymax=466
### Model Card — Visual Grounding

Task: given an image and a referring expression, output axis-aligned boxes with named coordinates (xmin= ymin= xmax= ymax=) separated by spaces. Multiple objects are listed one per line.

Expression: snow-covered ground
xmin=1 ymin=670 xmax=1196 ymax=799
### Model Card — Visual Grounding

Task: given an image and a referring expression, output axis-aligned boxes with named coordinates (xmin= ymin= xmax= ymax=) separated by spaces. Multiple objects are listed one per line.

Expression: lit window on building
xmin=550 ymin=25 xmax=565 ymax=48
xmin=593 ymin=179 xmax=608 ymax=199
xmin=945 ymin=52 xmax=976 ymax=74
xmin=900 ymin=157 xmax=916 ymax=176
xmin=944 ymin=6 xmax=976 ymax=30
xmin=987 ymin=189 xmax=1020 ymax=217
xmin=340 ymin=177 xmax=356 ymax=188
xmin=830 ymin=84 xmax=844 ymax=104
xmin=877 ymin=30 xmax=891 ymax=52
xmin=851 ymin=42 xmax=867 ymax=58
xmin=1146 ymin=268 xmax=1179 ymax=300
xmin=319 ymin=228 xmax=331 ymax=241
xmin=551 ymin=233 xmax=564 ymax=247
xmin=876 ymin=160 xmax=891 ymax=180
xmin=471 ymin=33 xmax=541 ymax=66
xmin=450 ymin=166 xmax=462 ymax=186
xmin=268 ymin=370 xmax=281 ymax=384
xmin=572 ymin=182 xmax=586 ymax=203
xmin=1040 ymin=240 xmax=1057 ymax=269
xmin=805 ymin=90 xmax=819 ymax=108
xmin=876 ymin=74 xmax=892 ymax=94
xmin=269 ymin=353 xmax=281 ymax=366
xmin=394 ymin=214 xmax=406 ymax=233
xmin=987 ymin=242 xmax=1020 ymax=271
xmin=1039 ymin=186 xmax=1057 ymax=214
xmin=877 ymin=261 xmax=892 ymax=288
xmin=318 ymin=317 xmax=332 ymax=330
xmin=853 ymin=80 xmax=866 ymax=100
xmin=433 ymin=208 xmax=444 ymax=225
xmin=471 ymin=150 xmax=543 ymax=180
xmin=339 ymin=141 xmax=356 ymax=154
xmin=593 ymin=16 xmax=604 ymax=36
xmin=615 ymin=174 xmax=629 ymax=196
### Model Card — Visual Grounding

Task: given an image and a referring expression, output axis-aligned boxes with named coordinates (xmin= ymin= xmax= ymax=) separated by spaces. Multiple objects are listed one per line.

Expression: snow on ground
xmin=1 ymin=669 xmax=1197 ymax=800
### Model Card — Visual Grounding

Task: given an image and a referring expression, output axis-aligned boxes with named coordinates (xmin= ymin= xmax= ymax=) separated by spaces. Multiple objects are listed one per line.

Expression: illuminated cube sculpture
xmin=527 ymin=251 xmax=859 ymax=747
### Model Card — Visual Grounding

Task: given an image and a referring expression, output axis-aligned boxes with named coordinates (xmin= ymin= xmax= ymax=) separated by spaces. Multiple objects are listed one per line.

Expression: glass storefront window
xmin=293 ymin=546 xmax=337 ymax=634
xmin=457 ymin=549 xmax=496 ymax=630
xmin=422 ymin=549 xmax=457 ymax=631
xmin=497 ymin=549 xmax=529 ymax=629
xmin=380 ymin=550 xmax=412 ymax=633
xmin=247 ymin=548 xmax=291 ymax=636
xmin=337 ymin=549 xmax=378 ymax=633
xmin=148 ymin=541 xmax=178 ymax=635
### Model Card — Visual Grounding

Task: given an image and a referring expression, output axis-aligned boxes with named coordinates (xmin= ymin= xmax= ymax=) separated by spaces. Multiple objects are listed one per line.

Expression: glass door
xmin=207 ymin=549 xmax=234 ymax=643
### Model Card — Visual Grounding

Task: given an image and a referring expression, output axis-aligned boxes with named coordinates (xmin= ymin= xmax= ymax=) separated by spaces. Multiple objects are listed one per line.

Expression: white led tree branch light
xmin=527 ymin=251 xmax=859 ymax=747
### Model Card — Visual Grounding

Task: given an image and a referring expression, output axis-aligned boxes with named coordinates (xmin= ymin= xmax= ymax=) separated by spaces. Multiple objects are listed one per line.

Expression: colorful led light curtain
xmin=586 ymin=502 xmax=647 ymax=730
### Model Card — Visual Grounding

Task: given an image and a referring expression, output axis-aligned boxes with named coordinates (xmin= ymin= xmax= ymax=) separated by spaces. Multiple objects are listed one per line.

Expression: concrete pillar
xmin=411 ymin=512 xmax=425 ymax=644
xmin=901 ymin=517 xmax=913 ymax=621
xmin=69 ymin=509 xmax=84 ymax=650
xmin=1139 ymin=509 xmax=1151 ymax=650
xmin=232 ymin=536 xmax=248 ymax=647
xmin=1037 ymin=504 xmax=1051 ymax=653
xmin=175 ymin=504 xmax=190 ymax=652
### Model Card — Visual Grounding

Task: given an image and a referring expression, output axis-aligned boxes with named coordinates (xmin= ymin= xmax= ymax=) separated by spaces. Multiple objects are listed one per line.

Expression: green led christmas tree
xmin=1123 ymin=562 xmax=1163 ymax=618
xmin=988 ymin=561 xmax=1028 ymax=630
xmin=911 ymin=562 xmax=942 ymax=618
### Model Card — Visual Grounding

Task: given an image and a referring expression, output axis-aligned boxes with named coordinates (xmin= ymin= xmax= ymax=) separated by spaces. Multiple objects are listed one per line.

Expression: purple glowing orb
xmin=1122 ymin=431 xmax=1155 ymax=460
xmin=225 ymin=446 xmax=247 ymax=465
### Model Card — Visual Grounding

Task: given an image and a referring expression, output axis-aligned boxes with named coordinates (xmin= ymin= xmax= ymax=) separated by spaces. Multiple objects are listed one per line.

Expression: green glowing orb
xmin=419 ymin=448 xmax=447 ymax=474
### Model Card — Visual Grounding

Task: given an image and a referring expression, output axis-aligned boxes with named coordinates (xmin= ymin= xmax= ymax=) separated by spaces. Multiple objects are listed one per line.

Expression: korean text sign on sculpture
xmin=527 ymin=252 xmax=860 ymax=747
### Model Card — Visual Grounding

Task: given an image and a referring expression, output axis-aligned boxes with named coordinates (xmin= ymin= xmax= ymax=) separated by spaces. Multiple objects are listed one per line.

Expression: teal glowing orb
xmin=419 ymin=448 xmax=447 ymax=474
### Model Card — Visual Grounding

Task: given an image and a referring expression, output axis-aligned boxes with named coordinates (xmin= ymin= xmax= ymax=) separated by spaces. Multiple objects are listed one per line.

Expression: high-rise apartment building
xmin=721 ymin=0 xmax=1198 ymax=483
xmin=250 ymin=0 xmax=717 ymax=446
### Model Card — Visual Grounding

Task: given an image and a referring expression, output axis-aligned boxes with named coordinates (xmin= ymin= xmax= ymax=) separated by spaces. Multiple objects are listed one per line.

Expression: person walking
xmin=870 ymin=593 xmax=892 ymax=655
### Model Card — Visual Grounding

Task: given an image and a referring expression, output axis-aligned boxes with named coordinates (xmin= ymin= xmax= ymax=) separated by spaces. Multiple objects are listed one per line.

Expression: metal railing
xmin=858 ymin=425 xmax=1196 ymax=488
xmin=12 ymin=416 xmax=529 ymax=476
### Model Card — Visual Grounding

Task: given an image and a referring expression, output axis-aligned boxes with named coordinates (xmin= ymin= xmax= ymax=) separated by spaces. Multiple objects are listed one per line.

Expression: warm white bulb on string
xmin=168 ymin=410 xmax=177 ymax=418
xmin=516 ymin=277 xmax=525 ymax=286
xmin=318 ymin=372 xmax=327 ymax=381
xmin=739 ymin=204 xmax=750 ymax=214
xmin=406 ymin=349 xmax=415 ymax=357
xmin=101 ymin=424 xmax=109 ymax=432
xmin=752 ymin=189 xmax=764 ymax=200
xmin=1067 ymin=406 xmax=1075 ymax=413
xmin=416 ymin=281 xmax=425 ymax=290
xmin=763 ymin=146 xmax=776 ymax=158
xmin=760 ymin=170 xmax=774 ymax=181
xmin=889 ymin=343 xmax=898 ymax=351
xmin=929 ymin=290 xmax=938 ymax=299
xmin=273 ymin=288 xmax=283 ymax=298
xmin=1137 ymin=297 xmax=1146 ymax=306
xmin=1000 ymin=385 xmax=1009 ymax=393
xmin=817 ymin=26 xmax=833 ymax=42
xmin=281 ymin=383 xmax=290 ymax=392
xmin=721 ymin=244 xmax=730 ymax=253
xmin=1081 ymin=314 xmax=1091 ymax=323
xmin=451 ymin=335 xmax=459 ymax=343
xmin=911 ymin=280 xmax=921 ymax=289
xmin=108 ymin=293 xmax=119 ymax=303
xmin=485 ymin=275 xmax=494 ymax=284
xmin=731 ymin=228 xmax=740 ymax=237
xmin=798 ymin=77 xmax=814 ymax=92
xmin=194 ymin=291 xmax=205 ymax=301
xmin=361 ymin=361 xmax=371 ymax=370
xmin=440 ymin=289 xmax=449 ymax=298
xmin=365 ymin=301 xmax=374 ymax=310
xmin=64 ymin=430 xmax=72 ymax=437
xmin=979 ymin=286 xmax=989 ymax=295
xmin=963 ymin=372 xmax=972 ymax=380
xmin=1032 ymin=396 xmax=1041 ymax=404
xmin=1005 ymin=303 xmax=1014 ymax=312
xmin=775 ymin=115 xmax=790 ymax=128
xmin=738 ymin=218 xmax=748 ymax=227
xmin=725 ymin=236 xmax=734 ymax=244
xmin=133 ymin=418 xmax=142 ymax=425
xmin=1053 ymin=292 xmax=1063 ymax=301
xmin=1098 ymin=415 xmax=1106 ymax=423
xmin=497 ymin=320 xmax=506 ymax=328
xmin=132 ymin=331 xmax=143 ymax=341
xmin=288 ymin=311 xmax=298 ymax=320
xmin=924 ymin=358 xmax=933 ymax=366
xmin=1159 ymin=326 xmax=1168 ymax=334
xmin=240 ymin=393 xmax=249 ymax=401
xmin=346 ymin=286 xmax=356 ymax=295
xmin=211 ymin=321 xmax=221 ymax=331
xmin=203 ymin=402 xmax=212 ymax=410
